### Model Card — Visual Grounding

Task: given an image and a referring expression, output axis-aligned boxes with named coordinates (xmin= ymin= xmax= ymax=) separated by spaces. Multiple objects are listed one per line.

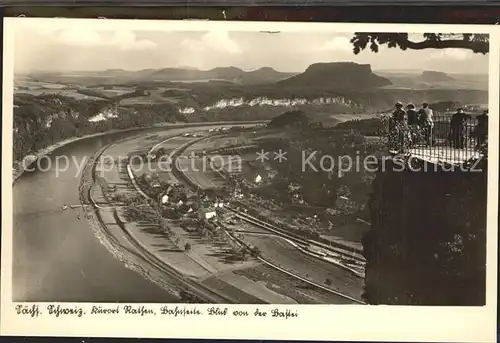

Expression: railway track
xmin=87 ymin=137 xmax=236 ymax=304
xmin=225 ymin=207 xmax=365 ymax=264
xmin=169 ymin=138 xmax=366 ymax=302
xmin=225 ymin=229 xmax=366 ymax=304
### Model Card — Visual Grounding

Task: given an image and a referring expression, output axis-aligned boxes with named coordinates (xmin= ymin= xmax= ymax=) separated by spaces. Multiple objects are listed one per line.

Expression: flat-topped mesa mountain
xmin=417 ymin=71 xmax=455 ymax=82
xmin=278 ymin=62 xmax=392 ymax=90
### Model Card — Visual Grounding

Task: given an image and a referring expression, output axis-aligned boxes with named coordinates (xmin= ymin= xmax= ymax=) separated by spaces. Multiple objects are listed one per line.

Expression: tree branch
xmin=401 ymin=38 xmax=489 ymax=54
xmin=351 ymin=33 xmax=489 ymax=54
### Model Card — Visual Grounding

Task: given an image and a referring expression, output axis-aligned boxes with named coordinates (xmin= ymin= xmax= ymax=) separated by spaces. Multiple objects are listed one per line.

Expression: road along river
xmin=12 ymin=122 xmax=263 ymax=302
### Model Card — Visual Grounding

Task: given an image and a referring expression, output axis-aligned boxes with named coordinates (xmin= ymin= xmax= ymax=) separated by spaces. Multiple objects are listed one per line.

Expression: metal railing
xmin=388 ymin=115 xmax=487 ymax=163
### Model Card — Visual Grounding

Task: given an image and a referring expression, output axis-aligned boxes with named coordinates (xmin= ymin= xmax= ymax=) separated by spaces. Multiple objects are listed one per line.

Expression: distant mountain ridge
xmin=79 ymin=66 xmax=296 ymax=85
xmin=278 ymin=62 xmax=392 ymax=90
xmin=19 ymin=62 xmax=487 ymax=100
xmin=26 ymin=63 xmax=395 ymax=89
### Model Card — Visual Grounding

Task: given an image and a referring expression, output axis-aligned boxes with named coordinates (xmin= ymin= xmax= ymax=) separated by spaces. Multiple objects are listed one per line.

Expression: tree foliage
xmin=350 ymin=33 xmax=489 ymax=54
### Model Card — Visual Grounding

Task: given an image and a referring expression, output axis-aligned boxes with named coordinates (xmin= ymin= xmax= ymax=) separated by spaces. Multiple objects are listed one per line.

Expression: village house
xmin=198 ymin=207 xmax=217 ymax=220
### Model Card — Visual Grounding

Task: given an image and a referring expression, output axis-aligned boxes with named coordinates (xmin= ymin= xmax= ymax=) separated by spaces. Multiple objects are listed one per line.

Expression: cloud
xmin=58 ymin=27 xmax=102 ymax=46
xmin=56 ymin=27 xmax=156 ymax=51
xmin=316 ymin=36 xmax=353 ymax=53
xmin=180 ymin=31 xmax=242 ymax=54
xmin=429 ymin=49 xmax=470 ymax=61
xmin=108 ymin=31 xmax=156 ymax=51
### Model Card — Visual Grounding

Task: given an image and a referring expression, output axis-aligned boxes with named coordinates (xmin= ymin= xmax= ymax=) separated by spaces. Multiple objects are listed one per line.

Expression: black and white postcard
xmin=1 ymin=18 xmax=497 ymax=342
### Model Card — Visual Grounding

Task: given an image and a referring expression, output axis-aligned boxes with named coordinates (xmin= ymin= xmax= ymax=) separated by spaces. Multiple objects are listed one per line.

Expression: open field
xmin=239 ymin=234 xmax=363 ymax=300
xmin=116 ymin=213 xmax=212 ymax=278
xmin=176 ymin=158 xmax=227 ymax=190
xmin=213 ymin=270 xmax=298 ymax=304
xmin=132 ymin=162 xmax=180 ymax=185
xmin=155 ymin=136 xmax=195 ymax=152
xmin=15 ymin=80 xmax=67 ymax=89
xmin=95 ymin=88 xmax=135 ymax=97
xmin=234 ymin=264 xmax=357 ymax=304
xmin=15 ymin=89 xmax=105 ymax=100
xmin=201 ymin=276 xmax=265 ymax=304
xmin=180 ymin=134 xmax=242 ymax=155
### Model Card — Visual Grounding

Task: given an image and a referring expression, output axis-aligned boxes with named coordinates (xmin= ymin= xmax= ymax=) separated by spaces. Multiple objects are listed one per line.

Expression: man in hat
xmin=449 ymin=108 xmax=471 ymax=149
xmin=475 ymin=109 xmax=488 ymax=149
xmin=392 ymin=102 xmax=408 ymax=125
xmin=389 ymin=102 xmax=409 ymax=153
xmin=418 ymin=102 xmax=434 ymax=147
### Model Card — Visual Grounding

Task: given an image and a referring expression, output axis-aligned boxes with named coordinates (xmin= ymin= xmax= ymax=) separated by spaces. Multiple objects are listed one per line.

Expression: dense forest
xmin=12 ymin=94 xmax=184 ymax=161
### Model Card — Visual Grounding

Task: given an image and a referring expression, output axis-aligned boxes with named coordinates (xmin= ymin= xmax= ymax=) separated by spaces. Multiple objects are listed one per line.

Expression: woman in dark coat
xmin=449 ymin=108 xmax=471 ymax=149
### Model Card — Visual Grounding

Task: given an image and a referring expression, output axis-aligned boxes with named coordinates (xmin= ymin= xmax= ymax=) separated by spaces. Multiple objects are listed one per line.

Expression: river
xmin=12 ymin=129 xmax=184 ymax=302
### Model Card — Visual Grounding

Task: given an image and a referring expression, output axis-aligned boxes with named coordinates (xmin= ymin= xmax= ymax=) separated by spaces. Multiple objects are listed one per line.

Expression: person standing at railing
xmin=418 ymin=102 xmax=434 ymax=147
xmin=389 ymin=101 xmax=409 ymax=153
xmin=406 ymin=103 xmax=419 ymax=146
xmin=449 ymin=108 xmax=471 ymax=149
xmin=475 ymin=109 xmax=488 ymax=149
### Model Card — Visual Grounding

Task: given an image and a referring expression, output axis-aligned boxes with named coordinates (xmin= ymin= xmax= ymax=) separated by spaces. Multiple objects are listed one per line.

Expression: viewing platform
xmin=388 ymin=114 xmax=487 ymax=165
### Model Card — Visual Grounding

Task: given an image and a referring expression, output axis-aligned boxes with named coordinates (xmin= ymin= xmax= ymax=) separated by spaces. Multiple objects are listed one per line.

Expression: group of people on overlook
xmin=389 ymin=101 xmax=488 ymax=153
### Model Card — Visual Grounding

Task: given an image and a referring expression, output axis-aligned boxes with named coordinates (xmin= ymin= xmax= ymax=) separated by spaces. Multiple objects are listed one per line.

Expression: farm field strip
xmin=233 ymin=264 xmax=357 ymax=304
xmin=237 ymin=233 xmax=363 ymax=300
xmin=226 ymin=207 xmax=366 ymax=262
xmin=234 ymin=231 xmax=365 ymax=278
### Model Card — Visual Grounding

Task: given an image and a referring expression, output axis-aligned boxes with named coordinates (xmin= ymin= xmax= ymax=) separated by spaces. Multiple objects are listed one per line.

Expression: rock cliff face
xmin=364 ymin=159 xmax=487 ymax=305
xmin=278 ymin=62 xmax=392 ymax=90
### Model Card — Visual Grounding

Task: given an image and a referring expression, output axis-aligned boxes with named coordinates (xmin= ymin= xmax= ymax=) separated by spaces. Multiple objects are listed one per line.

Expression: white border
xmin=1 ymin=18 xmax=498 ymax=342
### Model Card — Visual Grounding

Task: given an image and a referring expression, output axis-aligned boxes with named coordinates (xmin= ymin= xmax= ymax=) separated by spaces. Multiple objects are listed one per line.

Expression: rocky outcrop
xmin=363 ymin=158 xmax=487 ymax=305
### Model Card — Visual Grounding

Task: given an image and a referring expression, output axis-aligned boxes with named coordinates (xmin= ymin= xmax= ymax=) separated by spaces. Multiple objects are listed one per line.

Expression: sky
xmin=13 ymin=23 xmax=489 ymax=74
